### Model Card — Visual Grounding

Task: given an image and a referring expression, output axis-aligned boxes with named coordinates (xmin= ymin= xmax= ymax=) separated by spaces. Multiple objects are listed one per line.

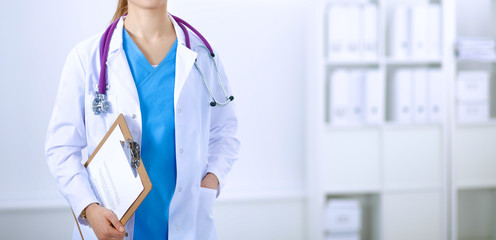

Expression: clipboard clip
xmin=121 ymin=139 xmax=140 ymax=169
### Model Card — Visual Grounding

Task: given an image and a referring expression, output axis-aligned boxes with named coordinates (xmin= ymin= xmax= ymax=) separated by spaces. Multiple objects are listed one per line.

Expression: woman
xmin=45 ymin=0 xmax=239 ymax=239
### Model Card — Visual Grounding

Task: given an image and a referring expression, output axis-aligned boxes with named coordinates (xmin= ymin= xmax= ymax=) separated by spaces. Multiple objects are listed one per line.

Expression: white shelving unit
xmin=307 ymin=0 xmax=496 ymax=239
xmin=306 ymin=0 xmax=449 ymax=239
xmin=453 ymin=1 xmax=496 ymax=240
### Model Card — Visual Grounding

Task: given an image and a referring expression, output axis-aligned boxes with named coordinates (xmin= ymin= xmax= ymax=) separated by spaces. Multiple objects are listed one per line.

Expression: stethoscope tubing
xmin=94 ymin=14 xmax=233 ymax=115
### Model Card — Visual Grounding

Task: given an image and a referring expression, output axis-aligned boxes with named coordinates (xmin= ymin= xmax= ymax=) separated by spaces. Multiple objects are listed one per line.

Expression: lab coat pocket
xmin=196 ymin=187 xmax=217 ymax=240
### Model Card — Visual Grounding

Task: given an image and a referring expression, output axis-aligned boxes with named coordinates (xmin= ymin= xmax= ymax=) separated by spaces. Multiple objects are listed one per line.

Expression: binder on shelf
xmin=427 ymin=69 xmax=444 ymax=122
xmin=391 ymin=69 xmax=413 ymax=123
xmin=413 ymin=69 xmax=428 ymax=123
xmin=73 ymin=114 xmax=152 ymax=239
xmin=329 ymin=69 xmax=351 ymax=125
xmin=391 ymin=5 xmax=411 ymax=59
xmin=349 ymin=70 xmax=364 ymax=124
xmin=362 ymin=4 xmax=378 ymax=60
xmin=427 ymin=4 xmax=442 ymax=58
xmin=411 ymin=5 xmax=429 ymax=58
xmin=344 ymin=4 xmax=361 ymax=60
xmin=327 ymin=4 xmax=346 ymax=59
xmin=364 ymin=69 xmax=384 ymax=124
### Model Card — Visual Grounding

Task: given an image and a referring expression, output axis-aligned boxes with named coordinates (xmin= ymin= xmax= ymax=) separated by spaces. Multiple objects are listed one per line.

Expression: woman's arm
xmin=45 ymin=46 xmax=98 ymax=225
xmin=205 ymin=52 xmax=241 ymax=196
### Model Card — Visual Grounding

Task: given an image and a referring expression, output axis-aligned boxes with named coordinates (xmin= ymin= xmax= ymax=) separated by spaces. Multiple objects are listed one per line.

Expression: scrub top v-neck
xmin=123 ymin=28 xmax=178 ymax=240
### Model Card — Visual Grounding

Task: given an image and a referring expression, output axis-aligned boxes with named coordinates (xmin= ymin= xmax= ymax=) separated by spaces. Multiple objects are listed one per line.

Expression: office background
xmin=0 ymin=0 xmax=495 ymax=239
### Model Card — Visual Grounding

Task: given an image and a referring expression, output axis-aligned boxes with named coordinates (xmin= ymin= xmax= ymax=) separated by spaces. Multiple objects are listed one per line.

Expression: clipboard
xmin=72 ymin=113 xmax=152 ymax=238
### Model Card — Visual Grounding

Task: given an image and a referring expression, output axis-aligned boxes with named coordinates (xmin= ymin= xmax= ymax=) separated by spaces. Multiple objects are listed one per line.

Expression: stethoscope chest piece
xmin=92 ymin=92 xmax=110 ymax=115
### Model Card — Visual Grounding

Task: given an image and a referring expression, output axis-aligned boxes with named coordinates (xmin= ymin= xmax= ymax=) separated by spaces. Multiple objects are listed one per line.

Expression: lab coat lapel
xmin=171 ymin=15 xmax=198 ymax=110
xmin=106 ymin=17 xmax=141 ymax=122
xmin=174 ymin=44 xmax=197 ymax=109
xmin=107 ymin=49 xmax=140 ymax=105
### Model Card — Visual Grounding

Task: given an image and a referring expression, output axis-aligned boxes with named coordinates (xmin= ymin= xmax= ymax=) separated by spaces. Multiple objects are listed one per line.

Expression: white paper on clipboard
xmin=86 ymin=126 xmax=144 ymax=220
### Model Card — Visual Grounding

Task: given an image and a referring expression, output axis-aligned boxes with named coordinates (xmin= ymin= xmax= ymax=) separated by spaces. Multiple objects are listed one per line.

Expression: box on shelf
xmin=326 ymin=233 xmax=360 ymax=240
xmin=457 ymin=71 xmax=490 ymax=103
xmin=325 ymin=199 xmax=362 ymax=236
xmin=457 ymin=103 xmax=489 ymax=123
xmin=457 ymin=38 xmax=496 ymax=61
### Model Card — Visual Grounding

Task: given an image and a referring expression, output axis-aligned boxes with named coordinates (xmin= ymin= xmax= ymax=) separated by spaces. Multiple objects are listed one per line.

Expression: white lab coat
xmin=45 ymin=16 xmax=239 ymax=240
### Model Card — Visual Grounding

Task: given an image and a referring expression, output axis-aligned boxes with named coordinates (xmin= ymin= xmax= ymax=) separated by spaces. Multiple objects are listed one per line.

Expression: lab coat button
xmin=178 ymin=187 xmax=182 ymax=192
xmin=132 ymin=114 xmax=136 ymax=119
xmin=179 ymin=148 xmax=183 ymax=153
xmin=177 ymin=108 xmax=182 ymax=113
xmin=176 ymin=226 xmax=181 ymax=231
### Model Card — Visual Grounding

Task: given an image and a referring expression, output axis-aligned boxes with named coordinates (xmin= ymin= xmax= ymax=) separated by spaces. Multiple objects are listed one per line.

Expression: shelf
xmin=385 ymin=58 xmax=442 ymax=65
xmin=325 ymin=188 xmax=381 ymax=196
xmin=457 ymin=58 xmax=496 ymax=64
xmin=457 ymin=183 xmax=496 ymax=191
xmin=325 ymin=122 xmax=442 ymax=131
xmin=325 ymin=58 xmax=444 ymax=66
xmin=456 ymin=119 xmax=496 ymax=128
xmin=382 ymin=185 xmax=443 ymax=193
xmin=382 ymin=122 xmax=443 ymax=130
xmin=326 ymin=59 xmax=380 ymax=66
xmin=325 ymin=124 xmax=382 ymax=131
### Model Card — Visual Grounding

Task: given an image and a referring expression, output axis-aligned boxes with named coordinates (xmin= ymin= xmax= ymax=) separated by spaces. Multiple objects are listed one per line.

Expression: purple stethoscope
xmin=93 ymin=15 xmax=234 ymax=115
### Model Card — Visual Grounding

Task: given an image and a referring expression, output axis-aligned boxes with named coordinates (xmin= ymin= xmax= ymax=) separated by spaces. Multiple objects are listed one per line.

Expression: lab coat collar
xmin=106 ymin=14 xmax=198 ymax=110
xmin=107 ymin=14 xmax=191 ymax=56
xmin=170 ymin=14 xmax=198 ymax=109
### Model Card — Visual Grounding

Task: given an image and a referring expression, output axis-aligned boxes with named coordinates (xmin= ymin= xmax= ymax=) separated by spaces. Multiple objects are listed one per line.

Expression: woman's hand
xmin=201 ymin=172 xmax=219 ymax=190
xmin=85 ymin=203 xmax=126 ymax=240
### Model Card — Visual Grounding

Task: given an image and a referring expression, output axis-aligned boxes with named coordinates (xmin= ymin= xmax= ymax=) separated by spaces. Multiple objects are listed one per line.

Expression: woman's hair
xmin=111 ymin=0 xmax=128 ymax=23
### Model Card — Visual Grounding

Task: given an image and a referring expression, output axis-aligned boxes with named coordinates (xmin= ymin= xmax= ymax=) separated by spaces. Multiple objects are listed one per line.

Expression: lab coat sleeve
xmin=205 ymin=52 xmax=240 ymax=197
xmin=45 ymin=46 xmax=98 ymax=225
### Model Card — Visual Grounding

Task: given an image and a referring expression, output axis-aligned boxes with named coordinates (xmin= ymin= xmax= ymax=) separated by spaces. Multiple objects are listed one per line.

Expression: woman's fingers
xmin=106 ymin=211 xmax=126 ymax=233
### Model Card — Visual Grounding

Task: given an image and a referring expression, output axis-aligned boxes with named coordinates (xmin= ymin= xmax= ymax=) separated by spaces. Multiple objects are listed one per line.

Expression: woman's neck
xmin=124 ymin=3 xmax=174 ymax=41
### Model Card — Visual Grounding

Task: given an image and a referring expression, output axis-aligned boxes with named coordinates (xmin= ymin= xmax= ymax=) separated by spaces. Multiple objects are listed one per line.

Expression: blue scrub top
xmin=123 ymin=28 xmax=178 ymax=239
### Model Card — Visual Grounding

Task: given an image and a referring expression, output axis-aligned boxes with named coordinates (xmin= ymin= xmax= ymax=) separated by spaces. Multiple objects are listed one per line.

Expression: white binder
xmin=362 ymin=4 xmax=378 ymax=60
xmin=328 ymin=4 xmax=346 ymax=59
xmin=329 ymin=69 xmax=351 ymax=125
xmin=364 ymin=69 xmax=384 ymax=124
xmin=413 ymin=69 xmax=427 ymax=123
xmin=411 ymin=5 xmax=429 ymax=58
xmin=392 ymin=69 xmax=413 ymax=123
xmin=344 ymin=4 xmax=361 ymax=59
xmin=349 ymin=69 xmax=364 ymax=124
xmin=427 ymin=4 xmax=442 ymax=58
xmin=427 ymin=69 xmax=444 ymax=122
xmin=391 ymin=5 xmax=411 ymax=59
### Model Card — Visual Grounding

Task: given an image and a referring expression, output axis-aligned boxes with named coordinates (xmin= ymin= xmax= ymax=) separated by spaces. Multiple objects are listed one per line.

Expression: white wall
xmin=0 ymin=0 xmax=309 ymax=239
